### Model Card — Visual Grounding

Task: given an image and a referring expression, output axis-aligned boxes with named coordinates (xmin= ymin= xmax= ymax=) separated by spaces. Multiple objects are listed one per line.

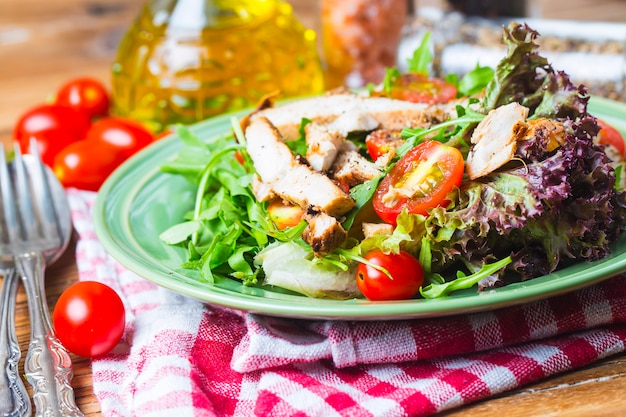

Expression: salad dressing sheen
xmin=111 ymin=0 xmax=324 ymax=133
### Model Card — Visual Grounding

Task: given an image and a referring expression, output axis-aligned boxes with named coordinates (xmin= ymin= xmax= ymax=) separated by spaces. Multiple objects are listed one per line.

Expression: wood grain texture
xmin=1 ymin=0 xmax=626 ymax=415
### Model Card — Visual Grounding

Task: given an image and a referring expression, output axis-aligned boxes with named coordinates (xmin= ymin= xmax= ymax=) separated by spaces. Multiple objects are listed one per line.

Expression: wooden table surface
xmin=2 ymin=0 xmax=626 ymax=415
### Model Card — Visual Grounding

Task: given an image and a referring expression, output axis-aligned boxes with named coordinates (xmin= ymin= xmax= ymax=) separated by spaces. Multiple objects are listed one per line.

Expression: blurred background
xmin=1 ymin=0 xmax=626 ymax=140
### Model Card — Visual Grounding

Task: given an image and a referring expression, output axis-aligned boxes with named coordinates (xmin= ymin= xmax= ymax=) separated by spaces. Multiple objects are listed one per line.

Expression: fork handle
xmin=0 ymin=268 xmax=31 ymax=417
xmin=16 ymin=253 xmax=84 ymax=417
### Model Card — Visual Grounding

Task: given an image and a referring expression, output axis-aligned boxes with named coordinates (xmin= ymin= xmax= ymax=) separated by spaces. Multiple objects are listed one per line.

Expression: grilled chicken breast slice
xmin=305 ymin=122 xmax=347 ymax=172
xmin=250 ymin=93 xmax=456 ymax=140
xmin=466 ymin=102 xmax=529 ymax=180
xmin=302 ymin=211 xmax=349 ymax=256
xmin=330 ymin=149 xmax=382 ymax=188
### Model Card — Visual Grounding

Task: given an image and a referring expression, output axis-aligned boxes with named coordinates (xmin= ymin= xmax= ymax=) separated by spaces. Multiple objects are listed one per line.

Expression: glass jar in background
xmin=322 ymin=0 xmax=408 ymax=89
xmin=111 ymin=0 xmax=324 ymax=133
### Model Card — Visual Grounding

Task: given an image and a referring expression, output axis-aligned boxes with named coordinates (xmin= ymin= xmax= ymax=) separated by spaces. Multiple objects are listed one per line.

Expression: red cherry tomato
xmin=385 ymin=73 xmax=457 ymax=104
xmin=373 ymin=140 xmax=464 ymax=226
xmin=597 ymin=119 xmax=625 ymax=158
xmin=19 ymin=129 xmax=74 ymax=167
xmin=356 ymin=250 xmax=424 ymax=300
xmin=13 ymin=104 xmax=91 ymax=144
xmin=85 ymin=117 xmax=153 ymax=159
xmin=365 ymin=129 xmax=404 ymax=161
xmin=53 ymin=281 xmax=125 ymax=358
xmin=56 ymin=77 xmax=111 ymax=119
xmin=53 ymin=140 xmax=123 ymax=191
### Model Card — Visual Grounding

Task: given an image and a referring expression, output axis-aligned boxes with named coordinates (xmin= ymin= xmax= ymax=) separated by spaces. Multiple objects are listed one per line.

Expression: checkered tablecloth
xmin=67 ymin=189 xmax=626 ymax=417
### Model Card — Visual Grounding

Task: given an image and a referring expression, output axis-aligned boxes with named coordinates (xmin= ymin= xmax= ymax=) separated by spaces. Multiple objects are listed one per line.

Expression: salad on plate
xmin=158 ymin=22 xmax=626 ymax=302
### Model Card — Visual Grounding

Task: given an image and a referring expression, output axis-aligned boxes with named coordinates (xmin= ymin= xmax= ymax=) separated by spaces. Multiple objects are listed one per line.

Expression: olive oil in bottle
xmin=112 ymin=0 xmax=324 ymax=132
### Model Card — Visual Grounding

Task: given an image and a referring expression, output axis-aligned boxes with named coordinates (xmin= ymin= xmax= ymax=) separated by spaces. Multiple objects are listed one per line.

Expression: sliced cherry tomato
xmin=365 ymin=129 xmax=404 ymax=161
xmin=56 ymin=77 xmax=110 ymax=119
xmin=19 ymin=129 xmax=74 ymax=167
xmin=383 ymin=73 xmax=457 ymax=104
xmin=356 ymin=250 xmax=424 ymax=300
xmin=53 ymin=140 xmax=123 ymax=191
xmin=268 ymin=199 xmax=305 ymax=230
xmin=85 ymin=117 xmax=153 ymax=159
xmin=597 ymin=119 xmax=625 ymax=158
xmin=373 ymin=140 xmax=464 ymax=225
xmin=13 ymin=104 xmax=91 ymax=144
xmin=53 ymin=281 xmax=125 ymax=358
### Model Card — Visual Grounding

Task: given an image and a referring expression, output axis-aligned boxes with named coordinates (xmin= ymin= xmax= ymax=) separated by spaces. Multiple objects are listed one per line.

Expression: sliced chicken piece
xmin=250 ymin=93 xmax=456 ymax=140
xmin=251 ymin=174 xmax=276 ymax=202
xmin=330 ymin=150 xmax=382 ymax=188
xmin=518 ymin=117 xmax=566 ymax=151
xmin=305 ymin=123 xmax=347 ymax=172
xmin=245 ymin=116 xmax=295 ymax=182
xmin=302 ymin=211 xmax=348 ymax=256
xmin=245 ymin=117 xmax=355 ymax=217
xmin=466 ymin=102 xmax=530 ymax=180
xmin=362 ymin=222 xmax=394 ymax=238
xmin=270 ymin=164 xmax=355 ymax=217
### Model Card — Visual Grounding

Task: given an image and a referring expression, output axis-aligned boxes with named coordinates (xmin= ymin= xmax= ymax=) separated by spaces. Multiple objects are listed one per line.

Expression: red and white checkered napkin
xmin=67 ymin=189 xmax=626 ymax=417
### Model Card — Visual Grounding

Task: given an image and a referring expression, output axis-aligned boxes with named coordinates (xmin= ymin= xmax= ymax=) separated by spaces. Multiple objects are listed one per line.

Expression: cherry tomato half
xmin=597 ymin=119 xmax=625 ymax=158
xmin=13 ymin=104 xmax=91 ymax=144
xmin=53 ymin=281 xmax=125 ymax=358
xmin=356 ymin=250 xmax=424 ymax=300
xmin=53 ymin=140 xmax=123 ymax=191
xmin=85 ymin=117 xmax=153 ymax=159
xmin=373 ymin=140 xmax=464 ymax=226
xmin=56 ymin=77 xmax=110 ymax=119
xmin=365 ymin=129 xmax=404 ymax=162
xmin=268 ymin=199 xmax=305 ymax=230
xmin=386 ymin=73 xmax=457 ymax=104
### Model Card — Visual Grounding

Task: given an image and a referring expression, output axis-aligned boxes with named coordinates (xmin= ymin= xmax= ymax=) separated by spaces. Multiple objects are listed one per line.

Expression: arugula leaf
xmin=399 ymin=102 xmax=484 ymax=154
xmin=420 ymin=256 xmax=512 ymax=298
xmin=285 ymin=118 xmax=311 ymax=156
xmin=407 ymin=31 xmax=433 ymax=74
xmin=383 ymin=67 xmax=402 ymax=96
xmin=455 ymin=64 xmax=495 ymax=97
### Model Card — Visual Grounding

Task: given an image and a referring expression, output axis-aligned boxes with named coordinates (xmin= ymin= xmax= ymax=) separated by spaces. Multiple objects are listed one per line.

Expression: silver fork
xmin=0 ymin=143 xmax=83 ymax=417
xmin=0 ymin=262 xmax=31 ymax=417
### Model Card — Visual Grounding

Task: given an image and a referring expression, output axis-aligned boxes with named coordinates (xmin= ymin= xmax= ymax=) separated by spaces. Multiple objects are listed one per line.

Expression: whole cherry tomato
xmin=597 ymin=119 xmax=625 ymax=158
xmin=373 ymin=140 xmax=464 ymax=226
xmin=56 ymin=77 xmax=110 ymax=119
xmin=19 ymin=129 xmax=74 ymax=167
xmin=86 ymin=117 xmax=153 ymax=159
xmin=13 ymin=104 xmax=91 ymax=144
xmin=53 ymin=281 xmax=125 ymax=358
xmin=53 ymin=140 xmax=123 ymax=191
xmin=356 ymin=250 xmax=424 ymax=300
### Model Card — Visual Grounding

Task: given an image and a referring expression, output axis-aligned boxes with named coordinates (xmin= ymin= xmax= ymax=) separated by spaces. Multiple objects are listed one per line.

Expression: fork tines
xmin=0 ymin=143 xmax=62 ymax=255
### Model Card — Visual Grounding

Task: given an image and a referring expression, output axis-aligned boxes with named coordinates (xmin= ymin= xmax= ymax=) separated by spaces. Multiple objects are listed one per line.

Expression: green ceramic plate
xmin=93 ymin=96 xmax=626 ymax=320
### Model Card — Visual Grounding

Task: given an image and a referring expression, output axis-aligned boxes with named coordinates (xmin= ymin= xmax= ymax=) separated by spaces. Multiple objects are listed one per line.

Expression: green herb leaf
xmin=420 ymin=256 xmax=512 ymax=298
xmin=407 ymin=32 xmax=433 ymax=75
xmin=159 ymin=221 xmax=201 ymax=245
